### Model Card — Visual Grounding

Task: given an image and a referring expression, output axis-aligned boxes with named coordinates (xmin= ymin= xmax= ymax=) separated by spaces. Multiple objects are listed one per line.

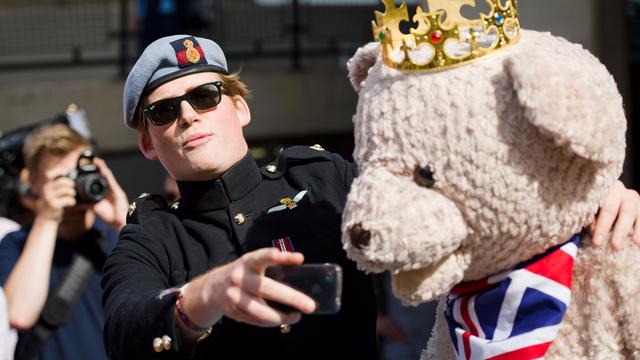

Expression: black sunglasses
xmin=143 ymin=81 xmax=223 ymax=126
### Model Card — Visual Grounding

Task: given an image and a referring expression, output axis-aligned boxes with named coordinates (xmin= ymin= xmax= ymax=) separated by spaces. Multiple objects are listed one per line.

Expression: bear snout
xmin=349 ymin=223 xmax=371 ymax=249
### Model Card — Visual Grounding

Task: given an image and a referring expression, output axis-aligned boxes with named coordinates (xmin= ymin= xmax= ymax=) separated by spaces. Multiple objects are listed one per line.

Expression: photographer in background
xmin=0 ymin=124 xmax=128 ymax=360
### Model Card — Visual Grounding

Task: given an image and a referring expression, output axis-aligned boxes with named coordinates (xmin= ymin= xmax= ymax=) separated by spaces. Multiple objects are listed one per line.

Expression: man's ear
xmin=18 ymin=168 xmax=34 ymax=197
xmin=138 ymin=131 xmax=158 ymax=160
xmin=19 ymin=167 xmax=30 ymax=184
xmin=232 ymin=96 xmax=251 ymax=127
xmin=18 ymin=167 xmax=38 ymax=210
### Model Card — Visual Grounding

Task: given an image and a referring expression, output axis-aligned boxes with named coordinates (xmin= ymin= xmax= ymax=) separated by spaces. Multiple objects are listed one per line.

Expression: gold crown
xmin=373 ymin=0 xmax=520 ymax=72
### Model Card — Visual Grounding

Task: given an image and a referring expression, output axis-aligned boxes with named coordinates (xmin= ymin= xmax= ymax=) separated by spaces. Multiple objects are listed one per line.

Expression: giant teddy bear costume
xmin=341 ymin=0 xmax=640 ymax=359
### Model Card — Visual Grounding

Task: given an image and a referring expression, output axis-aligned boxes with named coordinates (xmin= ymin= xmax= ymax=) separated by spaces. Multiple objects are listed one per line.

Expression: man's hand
xmin=181 ymin=248 xmax=317 ymax=334
xmin=591 ymin=180 xmax=640 ymax=250
xmin=36 ymin=170 xmax=76 ymax=222
xmin=92 ymin=158 xmax=129 ymax=232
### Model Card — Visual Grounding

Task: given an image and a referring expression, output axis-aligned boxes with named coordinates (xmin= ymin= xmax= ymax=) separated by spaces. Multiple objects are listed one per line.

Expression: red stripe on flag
xmin=462 ymin=332 xmax=471 ymax=360
xmin=486 ymin=341 xmax=552 ymax=360
xmin=525 ymin=248 xmax=574 ymax=288
xmin=451 ymin=278 xmax=492 ymax=296
xmin=460 ymin=297 xmax=479 ymax=336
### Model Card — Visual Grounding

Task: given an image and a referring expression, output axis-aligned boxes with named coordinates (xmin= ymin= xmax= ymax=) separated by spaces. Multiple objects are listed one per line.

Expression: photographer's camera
xmin=67 ymin=150 xmax=108 ymax=203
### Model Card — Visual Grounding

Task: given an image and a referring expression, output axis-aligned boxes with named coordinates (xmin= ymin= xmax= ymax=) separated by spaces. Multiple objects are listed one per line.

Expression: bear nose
xmin=349 ymin=224 xmax=371 ymax=249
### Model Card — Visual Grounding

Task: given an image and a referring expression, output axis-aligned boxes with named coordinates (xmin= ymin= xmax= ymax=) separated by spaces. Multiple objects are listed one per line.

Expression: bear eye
xmin=414 ymin=165 xmax=435 ymax=188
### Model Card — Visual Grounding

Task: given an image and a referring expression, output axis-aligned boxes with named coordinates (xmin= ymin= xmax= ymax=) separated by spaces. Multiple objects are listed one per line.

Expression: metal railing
xmin=0 ymin=0 xmax=118 ymax=69
xmin=0 ymin=0 xmax=380 ymax=75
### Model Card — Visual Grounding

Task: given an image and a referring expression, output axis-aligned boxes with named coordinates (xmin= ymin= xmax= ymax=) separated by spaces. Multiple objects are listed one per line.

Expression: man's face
xmin=30 ymin=147 xmax=85 ymax=195
xmin=138 ymin=72 xmax=251 ymax=181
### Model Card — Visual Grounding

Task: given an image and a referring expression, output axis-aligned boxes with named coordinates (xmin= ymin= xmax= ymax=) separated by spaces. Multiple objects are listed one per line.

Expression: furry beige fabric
xmin=342 ymin=30 xmax=639 ymax=359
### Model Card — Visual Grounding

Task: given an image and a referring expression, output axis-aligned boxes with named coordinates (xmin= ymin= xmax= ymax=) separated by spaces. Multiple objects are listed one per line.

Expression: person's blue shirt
xmin=0 ymin=218 xmax=117 ymax=360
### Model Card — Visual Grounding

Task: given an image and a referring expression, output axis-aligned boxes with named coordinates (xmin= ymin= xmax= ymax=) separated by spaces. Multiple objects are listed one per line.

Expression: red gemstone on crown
xmin=431 ymin=31 xmax=443 ymax=43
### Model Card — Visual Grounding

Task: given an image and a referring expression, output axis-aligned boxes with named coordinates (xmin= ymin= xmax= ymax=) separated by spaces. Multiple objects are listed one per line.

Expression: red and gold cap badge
xmin=170 ymin=36 xmax=207 ymax=69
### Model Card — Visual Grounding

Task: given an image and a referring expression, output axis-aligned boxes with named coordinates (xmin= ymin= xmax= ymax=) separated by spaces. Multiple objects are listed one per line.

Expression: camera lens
xmin=76 ymin=173 xmax=108 ymax=203
xmin=90 ymin=181 xmax=105 ymax=195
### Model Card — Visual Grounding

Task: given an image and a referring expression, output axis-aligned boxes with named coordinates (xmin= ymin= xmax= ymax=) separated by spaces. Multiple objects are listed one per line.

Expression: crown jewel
xmin=373 ymin=0 xmax=520 ymax=72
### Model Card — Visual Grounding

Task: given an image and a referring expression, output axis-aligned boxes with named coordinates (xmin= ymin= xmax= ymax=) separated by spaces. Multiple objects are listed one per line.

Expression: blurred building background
xmin=0 ymin=0 xmax=636 ymax=196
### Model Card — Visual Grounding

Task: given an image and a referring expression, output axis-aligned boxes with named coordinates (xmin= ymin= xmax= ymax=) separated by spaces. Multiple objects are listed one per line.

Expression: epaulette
xmin=126 ymin=193 xmax=170 ymax=224
xmin=261 ymin=144 xmax=333 ymax=179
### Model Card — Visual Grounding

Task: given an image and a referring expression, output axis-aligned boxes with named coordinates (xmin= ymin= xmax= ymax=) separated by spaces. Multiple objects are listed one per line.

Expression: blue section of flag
xmin=510 ymin=287 xmax=567 ymax=338
xmin=444 ymin=307 xmax=460 ymax=356
xmin=444 ymin=235 xmax=581 ymax=360
xmin=475 ymin=277 xmax=511 ymax=339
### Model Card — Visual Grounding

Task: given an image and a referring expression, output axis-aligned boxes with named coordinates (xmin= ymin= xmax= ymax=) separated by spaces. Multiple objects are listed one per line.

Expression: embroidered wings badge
xmin=266 ymin=190 xmax=309 ymax=214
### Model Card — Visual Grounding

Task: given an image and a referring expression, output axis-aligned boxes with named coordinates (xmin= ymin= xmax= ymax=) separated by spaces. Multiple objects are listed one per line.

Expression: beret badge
xmin=170 ymin=36 xmax=207 ymax=69
xmin=183 ymin=39 xmax=201 ymax=64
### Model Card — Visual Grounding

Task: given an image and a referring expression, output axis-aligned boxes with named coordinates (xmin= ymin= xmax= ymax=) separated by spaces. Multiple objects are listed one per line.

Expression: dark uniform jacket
xmin=102 ymin=146 xmax=379 ymax=359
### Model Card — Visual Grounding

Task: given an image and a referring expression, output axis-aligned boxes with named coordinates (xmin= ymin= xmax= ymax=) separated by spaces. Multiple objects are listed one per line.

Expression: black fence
xmin=0 ymin=0 xmax=381 ymax=75
xmin=0 ymin=0 xmax=117 ymax=70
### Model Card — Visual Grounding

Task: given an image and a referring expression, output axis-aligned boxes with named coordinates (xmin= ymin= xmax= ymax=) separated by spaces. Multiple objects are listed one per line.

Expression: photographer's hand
xmin=36 ymin=171 xmax=77 ymax=222
xmin=176 ymin=248 xmax=316 ymax=347
xmin=92 ymin=158 xmax=128 ymax=232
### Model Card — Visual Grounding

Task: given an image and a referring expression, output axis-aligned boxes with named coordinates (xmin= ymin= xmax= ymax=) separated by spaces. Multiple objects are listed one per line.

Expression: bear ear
xmin=504 ymin=38 xmax=626 ymax=165
xmin=347 ymin=42 xmax=381 ymax=93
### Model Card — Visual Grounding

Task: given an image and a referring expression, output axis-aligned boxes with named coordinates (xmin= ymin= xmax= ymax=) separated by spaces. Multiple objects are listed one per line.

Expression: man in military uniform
xmin=102 ymin=35 xmax=640 ymax=359
xmin=102 ymin=35 xmax=378 ymax=359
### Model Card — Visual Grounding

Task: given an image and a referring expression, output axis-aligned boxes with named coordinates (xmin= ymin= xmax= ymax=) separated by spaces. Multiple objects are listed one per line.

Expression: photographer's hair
xmin=22 ymin=124 xmax=90 ymax=173
xmin=135 ymin=71 xmax=251 ymax=131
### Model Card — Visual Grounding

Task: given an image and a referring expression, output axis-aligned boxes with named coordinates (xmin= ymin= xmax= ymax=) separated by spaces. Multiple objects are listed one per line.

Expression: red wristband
xmin=175 ymin=289 xmax=210 ymax=333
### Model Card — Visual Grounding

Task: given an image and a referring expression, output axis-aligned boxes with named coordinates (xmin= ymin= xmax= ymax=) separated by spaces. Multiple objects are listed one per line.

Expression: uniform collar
xmin=177 ymin=152 xmax=262 ymax=211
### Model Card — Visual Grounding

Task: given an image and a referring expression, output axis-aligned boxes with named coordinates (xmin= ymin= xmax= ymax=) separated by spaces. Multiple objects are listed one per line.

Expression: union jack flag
xmin=445 ymin=235 xmax=581 ymax=360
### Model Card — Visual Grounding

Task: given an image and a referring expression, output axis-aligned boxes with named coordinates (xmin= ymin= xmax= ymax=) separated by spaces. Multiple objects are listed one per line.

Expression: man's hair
xmin=135 ymin=71 xmax=251 ymax=131
xmin=22 ymin=124 xmax=89 ymax=172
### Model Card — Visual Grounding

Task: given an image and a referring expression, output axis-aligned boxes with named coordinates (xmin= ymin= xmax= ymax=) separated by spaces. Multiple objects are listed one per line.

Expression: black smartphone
xmin=265 ymin=263 xmax=343 ymax=315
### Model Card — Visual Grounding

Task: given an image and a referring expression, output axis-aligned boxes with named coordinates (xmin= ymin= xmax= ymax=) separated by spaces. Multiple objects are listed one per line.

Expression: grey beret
xmin=123 ymin=35 xmax=229 ymax=128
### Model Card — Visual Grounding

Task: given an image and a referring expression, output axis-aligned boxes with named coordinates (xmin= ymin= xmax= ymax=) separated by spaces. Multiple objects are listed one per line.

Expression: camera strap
xmin=15 ymin=229 xmax=107 ymax=360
